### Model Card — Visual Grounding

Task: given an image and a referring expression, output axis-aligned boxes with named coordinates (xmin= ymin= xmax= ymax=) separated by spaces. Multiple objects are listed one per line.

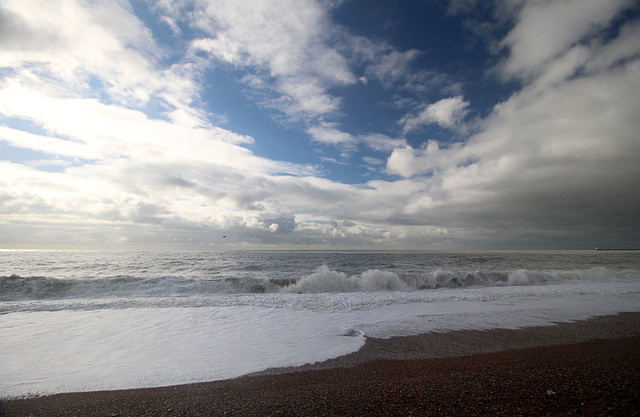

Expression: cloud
xmin=191 ymin=35 xmax=243 ymax=65
xmin=586 ymin=18 xmax=640 ymax=72
xmin=184 ymin=6 xmax=461 ymax=128
xmin=306 ymin=123 xmax=362 ymax=160
xmin=365 ymin=48 xmax=422 ymax=86
xmin=159 ymin=15 xmax=181 ymax=36
xmin=181 ymin=0 xmax=356 ymax=121
xmin=307 ymin=128 xmax=409 ymax=159
xmin=0 ymin=0 xmax=332 ymax=248
xmin=383 ymin=4 xmax=640 ymax=247
xmin=500 ymin=0 xmax=635 ymax=79
xmin=400 ymin=96 xmax=470 ymax=133
xmin=387 ymin=141 xmax=446 ymax=178
xmin=0 ymin=0 xmax=163 ymax=105
xmin=0 ymin=0 xmax=377 ymax=250
xmin=350 ymin=35 xmax=460 ymax=95
xmin=307 ymin=124 xmax=356 ymax=146
xmin=0 ymin=0 xmax=212 ymax=133
xmin=360 ymin=133 xmax=407 ymax=152
xmin=1 ymin=0 xmax=639 ymax=250
xmin=0 ymin=83 xmax=266 ymax=168
xmin=362 ymin=156 xmax=384 ymax=166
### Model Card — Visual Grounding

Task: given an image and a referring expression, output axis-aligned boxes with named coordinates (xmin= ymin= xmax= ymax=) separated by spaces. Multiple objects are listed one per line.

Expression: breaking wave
xmin=1 ymin=266 xmax=634 ymax=301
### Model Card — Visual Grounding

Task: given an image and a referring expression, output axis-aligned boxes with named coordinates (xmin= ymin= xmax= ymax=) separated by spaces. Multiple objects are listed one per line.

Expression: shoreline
xmin=249 ymin=311 xmax=640 ymax=377
xmin=2 ymin=312 xmax=640 ymax=416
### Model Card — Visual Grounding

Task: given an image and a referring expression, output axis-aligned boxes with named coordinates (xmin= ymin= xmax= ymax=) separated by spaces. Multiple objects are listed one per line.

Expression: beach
xmin=3 ymin=312 xmax=639 ymax=416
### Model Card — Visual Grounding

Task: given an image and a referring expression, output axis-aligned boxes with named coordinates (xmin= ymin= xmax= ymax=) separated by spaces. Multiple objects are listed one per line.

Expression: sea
xmin=1 ymin=249 xmax=639 ymax=398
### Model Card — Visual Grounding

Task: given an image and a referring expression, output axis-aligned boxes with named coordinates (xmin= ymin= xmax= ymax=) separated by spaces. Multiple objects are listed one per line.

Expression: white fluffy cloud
xmin=184 ymin=0 xmax=356 ymax=121
xmin=0 ymin=0 xmax=163 ymax=105
xmin=0 ymin=0 xmax=327 ymax=247
xmin=1 ymin=0 xmax=639 ymax=249
xmin=501 ymin=0 xmax=635 ymax=79
xmin=387 ymin=141 xmax=448 ymax=178
xmin=400 ymin=96 xmax=470 ymax=133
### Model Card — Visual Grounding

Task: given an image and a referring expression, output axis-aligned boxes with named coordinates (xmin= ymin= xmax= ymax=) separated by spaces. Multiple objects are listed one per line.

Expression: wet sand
xmin=2 ymin=312 xmax=639 ymax=416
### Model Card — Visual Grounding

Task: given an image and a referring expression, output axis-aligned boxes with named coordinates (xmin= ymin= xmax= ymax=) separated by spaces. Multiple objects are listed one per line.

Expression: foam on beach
xmin=2 ymin=288 xmax=639 ymax=398
xmin=1 ymin=250 xmax=640 ymax=398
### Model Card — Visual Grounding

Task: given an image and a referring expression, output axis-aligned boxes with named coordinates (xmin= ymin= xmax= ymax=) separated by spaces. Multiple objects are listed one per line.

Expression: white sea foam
xmin=1 ymin=250 xmax=639 ymax=398
xmin=0 ymin=306 xmax=365 ymax=397
xmin=2 ymin=283 xmax=640 ymax=398
xmin=285 ymin=266 xmax=409 ymax=293
xmin=2 ymin=266 xmax=637 ymax=303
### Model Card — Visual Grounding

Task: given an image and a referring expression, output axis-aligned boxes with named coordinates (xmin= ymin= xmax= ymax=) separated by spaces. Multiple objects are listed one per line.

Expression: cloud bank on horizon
xmin=1 ymin=0 xmax=639 ymax=249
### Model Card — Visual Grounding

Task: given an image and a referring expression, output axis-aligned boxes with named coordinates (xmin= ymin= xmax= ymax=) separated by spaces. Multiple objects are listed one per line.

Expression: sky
xmin=1 ymin=0 xmax=639 ymax=250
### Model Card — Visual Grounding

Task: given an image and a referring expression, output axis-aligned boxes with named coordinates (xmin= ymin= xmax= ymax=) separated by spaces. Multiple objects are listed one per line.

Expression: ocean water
xmin=1 ymin=250 xmax=639 ymax=398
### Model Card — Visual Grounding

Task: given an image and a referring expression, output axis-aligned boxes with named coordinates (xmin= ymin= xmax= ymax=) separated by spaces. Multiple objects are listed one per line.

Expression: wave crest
xmin=1 ymin=266 xmax=634 ymax=300
xmin=285 ymin=266 xmax=408 ymax=293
